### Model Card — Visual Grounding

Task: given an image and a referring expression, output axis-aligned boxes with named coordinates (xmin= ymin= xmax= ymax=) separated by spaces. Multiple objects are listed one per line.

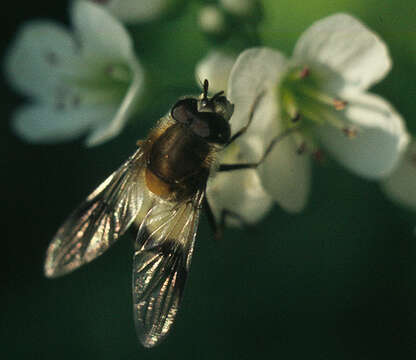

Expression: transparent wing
xmin=45 ymin=149 xmax=147 ymax=278
xmin=132 ymin=189 xmax=205 ymax=348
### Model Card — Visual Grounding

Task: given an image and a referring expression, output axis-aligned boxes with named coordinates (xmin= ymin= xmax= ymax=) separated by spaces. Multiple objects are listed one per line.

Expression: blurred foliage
xmin=1 ymin=0 xmax=415 ymax=359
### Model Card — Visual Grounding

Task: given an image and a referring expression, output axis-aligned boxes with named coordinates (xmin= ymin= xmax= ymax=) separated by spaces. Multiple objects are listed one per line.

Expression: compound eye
xmin=195 ymin=112 xmax=230 ymax=144
xmin=189 ymin=114 xmax=210 ymax=138
xmin=171 ymin=99 xmax=197 ymax=124
xmin=213 ymin=95 xmax=227 ymax=105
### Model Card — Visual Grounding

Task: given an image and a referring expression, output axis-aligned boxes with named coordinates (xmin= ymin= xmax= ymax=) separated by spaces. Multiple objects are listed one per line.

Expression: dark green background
xmin=2 ymin=0 xmax=415 ymax=358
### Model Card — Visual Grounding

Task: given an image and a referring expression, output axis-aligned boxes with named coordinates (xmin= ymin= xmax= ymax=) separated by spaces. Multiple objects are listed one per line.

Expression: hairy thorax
xmin=143 ymin=120 xmax=214 ymax=201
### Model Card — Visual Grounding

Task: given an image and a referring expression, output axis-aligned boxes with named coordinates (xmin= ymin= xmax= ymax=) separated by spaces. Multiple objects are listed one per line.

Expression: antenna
xmin=203 ymin=79 xmax=209 ymax=100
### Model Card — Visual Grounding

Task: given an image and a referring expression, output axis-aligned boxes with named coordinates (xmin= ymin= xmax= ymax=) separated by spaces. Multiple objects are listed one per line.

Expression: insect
xmin=44 ymin=80 xmax=250 ymax=348
xmin=44 ymin=79 xmax=292 ymax=347
xmin=44 ymin=79 xmax=294 ymax=347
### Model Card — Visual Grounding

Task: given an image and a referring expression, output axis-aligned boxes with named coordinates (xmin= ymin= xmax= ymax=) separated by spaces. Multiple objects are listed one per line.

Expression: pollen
xmin=333 ymin=99 xmax=347 ymax=111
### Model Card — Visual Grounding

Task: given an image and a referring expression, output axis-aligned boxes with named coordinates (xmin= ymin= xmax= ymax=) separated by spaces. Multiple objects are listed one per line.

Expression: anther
xmin=333 ymin=99 xmax=347 ymax=110
xmin=299 ymin=67 xmax=310 ymax=79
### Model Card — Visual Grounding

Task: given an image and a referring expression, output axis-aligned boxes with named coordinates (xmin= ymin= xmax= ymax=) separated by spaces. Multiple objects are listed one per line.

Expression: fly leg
xmin=219 ymin=126 xmax=297 ymax=172
xmin=223 ymin=84 xmax=301 ymax=171
xmin=226 ymin=90 xmax=265 ymax=146
xmin=203 ymin=197 xmax=248 ymax=240
xmin=210 ymin=89 xmax=299 ymax=238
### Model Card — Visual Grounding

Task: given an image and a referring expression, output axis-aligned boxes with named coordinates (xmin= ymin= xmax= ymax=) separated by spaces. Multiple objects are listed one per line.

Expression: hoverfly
xmin=44 ymin=80 xmax=256 ymax=347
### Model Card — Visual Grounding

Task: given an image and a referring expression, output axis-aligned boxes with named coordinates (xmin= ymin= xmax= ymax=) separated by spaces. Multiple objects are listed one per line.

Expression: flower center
xmin=278 ymin=65 xmax=356 ymax=156
xmin=66 ymin=61 xmax=133 ymax=106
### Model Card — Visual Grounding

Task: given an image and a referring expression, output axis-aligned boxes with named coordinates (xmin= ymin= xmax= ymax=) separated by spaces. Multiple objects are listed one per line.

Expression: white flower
xmin=89 ymin=0 xmax=171 ymax=24
xmin=381 ymin=140 xmax=416 ymax=210
xmin=195 ymin=51 xmax=273 ymax=226
xmin=228 ymin=14 xmax=409 ymax=212
xmin=5 ymin=0 xmax=144 ymax=146
xmin=198 ymin=5 xmax=226 ymax=35
xmin=195 ymin=50 xmax=236 ymax=95
xmin=206 ymin=136 xmax=273 ymax=227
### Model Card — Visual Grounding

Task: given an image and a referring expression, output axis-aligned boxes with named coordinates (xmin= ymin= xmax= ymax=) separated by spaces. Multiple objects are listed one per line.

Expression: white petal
xmin=258 ymin=124 xmax=311 ymax=213
xmin=72 ymin=0 xmax=134 ymax=61
xmin=11 ymin=103 xmax=116 ymax=143
xmin=293 ymin=13 xmax=391 ymax=92
xmin=381 ymin=141 xmax=416 ymax=210
xmin=207 ymin=169 xmax=273 ymax=227
xmin=228 ymin=47 xmax=288 ymax=138
xmin=4 ymin=21 xmax=77 ymax=101
xmin=195 ymin=50 xmax=236 ymax=95
xmin=207 ymin=140 xmax=273 ymax=227
xmin=227 ymin=48 xmax=310 ymax=212
xmin=104 ymin=0 xmax=168 ymax=23
xmin=85 ymin=68 xmax=144 ymax=146
xmin=318 ymin=92 xmax=409 ymax=179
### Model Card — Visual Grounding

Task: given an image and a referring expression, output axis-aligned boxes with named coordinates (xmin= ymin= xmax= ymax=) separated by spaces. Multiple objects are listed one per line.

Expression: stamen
xmin=302 ymin=103 xmax=345 ymax=129
xmin=299 ymin=85 xmax=347 ymax=111
xmin=282 ymin=91 xmax=299 ymax=122
xmin=299 ymin=105 xmax=325 ymax=125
